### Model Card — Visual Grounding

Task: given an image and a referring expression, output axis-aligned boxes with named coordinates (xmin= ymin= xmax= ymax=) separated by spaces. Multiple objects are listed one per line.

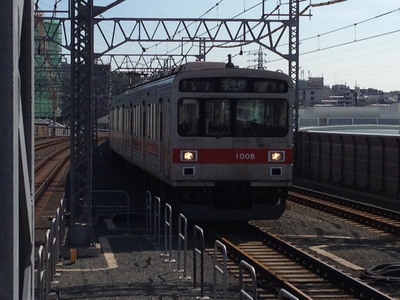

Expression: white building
xmin=298 ymin=77 xmax=330 ymax=107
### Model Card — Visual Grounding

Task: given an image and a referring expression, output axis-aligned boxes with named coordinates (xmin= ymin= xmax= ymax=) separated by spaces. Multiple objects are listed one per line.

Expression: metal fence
xmin=36 ymin=200 xmax=65 ymax=300
xmin=298 ymin=130 xmax=400 ymax=196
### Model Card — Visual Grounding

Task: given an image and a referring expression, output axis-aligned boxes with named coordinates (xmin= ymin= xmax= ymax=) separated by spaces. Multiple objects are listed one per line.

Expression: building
xmin=34 ymin=18 xmax=62 ymax=118
xmin=298 ymin=77 xmax=330 ymax=107
xmin=330 ymin=84 xmax=355 ymax=106
xmin=35 ymin=17 xmax=112 ymax=123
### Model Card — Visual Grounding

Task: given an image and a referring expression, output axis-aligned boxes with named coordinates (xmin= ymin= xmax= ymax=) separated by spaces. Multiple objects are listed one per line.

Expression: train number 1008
xmin=235 ymin=153 xmax=256 ymax=160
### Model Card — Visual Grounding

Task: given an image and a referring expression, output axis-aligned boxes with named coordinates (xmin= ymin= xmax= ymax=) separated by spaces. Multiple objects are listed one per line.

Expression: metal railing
xmin=151 ymin=196 xmax=162 ymax=249
xmin=144 ymin=190 xmax=153 ymax=239
xmin=278 ymin=289 xmax=299 ymax=300
xmin=162 ymin=203 xmax=175 ymax=263
xmin=36 ymin=199 xmax=65 ymax=300
xmin=193 ymin=225 xmax=207 ymax=298
xmin=141 ymin=192 xmax=298 ymax=300
xmin=39 ymin=191 xmax=297 ymax=300
xmin=176 ymin=213 xmax=191 ymax=280
xmin=239 ymin=260 xmax=257 ymax=300
xmin=213 ymin=240 xmax=228 ymax=300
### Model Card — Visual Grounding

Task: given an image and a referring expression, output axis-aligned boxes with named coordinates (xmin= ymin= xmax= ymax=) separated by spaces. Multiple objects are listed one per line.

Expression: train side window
xmin=132 ymin=105 xmax=141 ymax=136
xmin=118 ymin=106 xmax=123 ymax=131
xmin=178 ymin=99 xmax=200 ymax=136
xmin=130 ymin=104 xmax=133 ymax=135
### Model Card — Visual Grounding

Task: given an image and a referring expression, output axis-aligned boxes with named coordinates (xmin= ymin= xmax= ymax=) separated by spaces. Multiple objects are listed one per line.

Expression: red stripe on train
xmin=172 ymin=148 xmax=293 ymax=164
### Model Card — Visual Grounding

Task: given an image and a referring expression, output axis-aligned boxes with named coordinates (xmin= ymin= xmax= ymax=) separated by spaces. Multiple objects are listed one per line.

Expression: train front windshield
xmin=178 ymin=98 xmax=288 ymax=137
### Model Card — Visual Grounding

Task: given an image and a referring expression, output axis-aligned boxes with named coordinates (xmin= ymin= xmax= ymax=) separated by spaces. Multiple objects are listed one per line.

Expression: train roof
xmin=176 ymin=61 xmax=227 ymax=72
xmin=112 ymin=61 xmax=291 ymax=105
xmin=115 ymin=62 xmax=226 ymax=95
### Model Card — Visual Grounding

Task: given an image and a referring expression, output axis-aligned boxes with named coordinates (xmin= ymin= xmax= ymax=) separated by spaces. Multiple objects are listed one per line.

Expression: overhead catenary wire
xmin=301 ymin=7 xmax=400 ymax=43
xmin=141 ymin=0 xmax=226 ymax=55
xmin=266 ymin=7 xmax=400 ymax=63
xmin=35 ymin=1 xmax=400 ymax=77
xmin=144 ymin=0 xmax=264 ymax=60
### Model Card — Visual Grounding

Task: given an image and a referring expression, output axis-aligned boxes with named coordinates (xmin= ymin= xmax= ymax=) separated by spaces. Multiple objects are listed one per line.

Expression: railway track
xmin=199 ymin=185 xmax=400 ymax=299
xmin=34 ymin=140 xmax=71 ymax=237
xmin=203 ymin=222 xmax=394 ymax=300
xmin=34 ymin=136 xmax=107 ymax=209
xmin=288 ymin=185 xmax=400 ymax=236
xmin=35 ymin=137 xmax=69 ymax=152
xmin=34 ymin=137 xmax=107 ymax=245
xmin=35 ymin=147 xmax=70 ymax=204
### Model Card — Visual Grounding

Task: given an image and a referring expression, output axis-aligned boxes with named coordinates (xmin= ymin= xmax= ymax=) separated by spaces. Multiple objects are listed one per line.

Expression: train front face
xmin=170 ymin=68 xmax=294 ymax=220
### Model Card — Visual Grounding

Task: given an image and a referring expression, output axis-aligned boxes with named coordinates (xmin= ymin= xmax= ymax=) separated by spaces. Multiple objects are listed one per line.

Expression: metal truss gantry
xmin=0 ymin=0 xmax=35 ymax=299
xmin=36 ymin=14 xmax=300 ymax=71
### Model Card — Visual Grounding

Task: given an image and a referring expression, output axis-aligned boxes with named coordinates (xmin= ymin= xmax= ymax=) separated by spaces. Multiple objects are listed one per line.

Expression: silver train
xmin=110 ymin=61 xmax=294 ymax=220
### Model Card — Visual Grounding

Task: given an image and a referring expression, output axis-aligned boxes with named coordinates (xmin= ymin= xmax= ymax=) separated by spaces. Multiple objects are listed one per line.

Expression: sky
xmin=37 ymin=0 xmax=400 ymax=92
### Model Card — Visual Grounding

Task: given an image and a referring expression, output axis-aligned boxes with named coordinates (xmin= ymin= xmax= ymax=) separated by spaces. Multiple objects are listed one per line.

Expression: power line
xmin=145 ymin=0 xmax=263 ymax=59
xmin=302 ymin=7 xmax=400 ymax=42
xmin=265 ymin=7 xmax=400 ymax=63
xmin=301 ymin=29 xmax=400 ymax=56
xmin=141 ymin=0 xmax=226 ymax=55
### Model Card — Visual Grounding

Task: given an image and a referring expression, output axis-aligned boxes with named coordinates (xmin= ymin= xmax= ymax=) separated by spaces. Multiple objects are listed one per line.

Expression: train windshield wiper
xmin=247 ymin=121 xmax=264 ymax=147
xmin=217 ymin=123 xmax=230 ymax=139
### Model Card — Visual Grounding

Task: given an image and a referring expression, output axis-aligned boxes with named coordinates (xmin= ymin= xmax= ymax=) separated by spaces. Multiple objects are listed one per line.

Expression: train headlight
xmin=180 ymin=150 xmax=198 ymax=162
xmin=268 ymin=151 xmax=285 ymax=162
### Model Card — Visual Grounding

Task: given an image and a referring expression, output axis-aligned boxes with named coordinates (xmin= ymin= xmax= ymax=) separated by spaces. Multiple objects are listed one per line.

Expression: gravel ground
xmin=253 ymin=203 xmax=400 ymax=299
xmin=53 ymin=221 xmax=242 ymax=300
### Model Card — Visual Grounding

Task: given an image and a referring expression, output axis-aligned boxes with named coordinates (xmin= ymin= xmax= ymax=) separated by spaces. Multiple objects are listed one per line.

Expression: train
xmin=110 ymin=59 xmax=294 ymax=220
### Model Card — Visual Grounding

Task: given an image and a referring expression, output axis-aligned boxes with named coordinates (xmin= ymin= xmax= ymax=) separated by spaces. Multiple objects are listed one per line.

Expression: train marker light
xmin=182 ymin=167 xmax=195 ymax=176
xmin=180 ymin=150 xmax=198 ymax=162
xmin=268 ymin=151 xmax=285 ymax=162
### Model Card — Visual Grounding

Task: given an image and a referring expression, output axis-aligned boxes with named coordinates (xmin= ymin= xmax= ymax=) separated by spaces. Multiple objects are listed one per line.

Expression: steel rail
xmin=205 ymin=226 xmax=312 ymax=300
xmin=35 ymin=137 xmax=69 ymax=152
xmin=289 ymin=186 xmax=400 ymax=235
xmin=35 ymin=145 xmax=70 ymax=171
xmin=35 ymin=151 xmax=70 ymax=203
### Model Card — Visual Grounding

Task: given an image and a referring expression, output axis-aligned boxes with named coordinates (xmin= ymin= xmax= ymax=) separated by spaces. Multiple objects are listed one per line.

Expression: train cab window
xmin=205 ymin=99 xmax=231 ymax=137
xmin=235 ymin=99 xmax=288 ymax=137
xmin=178 ymin=99 xmax=200 ymax=136
xmin=178 ymin=98 xmax=287 ymax=137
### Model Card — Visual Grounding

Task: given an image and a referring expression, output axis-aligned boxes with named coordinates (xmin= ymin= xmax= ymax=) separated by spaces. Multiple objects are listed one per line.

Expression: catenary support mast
xmin=68 ymin=0 xmax=126 ymax=246
xmin=69 ymin=0 xmax=94 ymax=246
xmin=290 ymin=0 xmax=300 ymax=172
